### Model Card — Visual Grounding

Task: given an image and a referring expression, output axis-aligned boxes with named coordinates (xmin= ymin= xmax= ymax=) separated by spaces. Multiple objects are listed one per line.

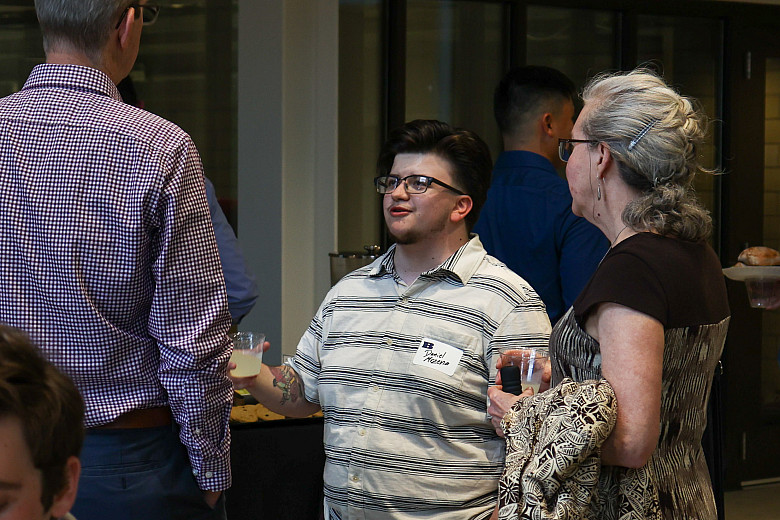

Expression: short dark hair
xmin=376 ymin=119 xmax=493 ymax=231
xmin=494 ymin=65 xmax=577 ymax=138
xmin=0 ymin=326 xmax=85 ymax=511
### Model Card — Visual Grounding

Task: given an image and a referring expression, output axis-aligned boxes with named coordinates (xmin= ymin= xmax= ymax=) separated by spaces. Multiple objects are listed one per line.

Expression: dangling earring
xmin=597 ymin=181 xmax=602 ymax=201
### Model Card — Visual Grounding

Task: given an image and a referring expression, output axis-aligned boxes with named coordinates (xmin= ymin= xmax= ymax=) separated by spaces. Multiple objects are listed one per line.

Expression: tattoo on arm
xmin=270 ymin=365 xmax=303 ymax=406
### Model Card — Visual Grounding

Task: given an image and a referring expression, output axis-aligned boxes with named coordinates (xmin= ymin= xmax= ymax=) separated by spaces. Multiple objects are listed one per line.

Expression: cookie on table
xmin=230 ymin=405 xmax=259 ymax=423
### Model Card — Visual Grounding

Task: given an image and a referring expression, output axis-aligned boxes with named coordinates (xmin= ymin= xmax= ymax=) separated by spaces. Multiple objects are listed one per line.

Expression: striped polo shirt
xmin=290 ymin=236 xmax=551 ymax=519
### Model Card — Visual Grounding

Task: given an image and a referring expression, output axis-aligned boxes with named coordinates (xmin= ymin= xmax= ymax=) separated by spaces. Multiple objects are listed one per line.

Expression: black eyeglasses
xmin=115 ymin=3 xmax=160 ymax=30
xmin=374 ymin=174 xmax=466 ymax=195
xmin=558 ymin=138 xmax=599 ymax=163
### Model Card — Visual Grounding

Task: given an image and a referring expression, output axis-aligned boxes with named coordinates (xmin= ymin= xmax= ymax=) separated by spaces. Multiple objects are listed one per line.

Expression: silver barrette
xmin=628 ymin=118 xmax=659 ymax=151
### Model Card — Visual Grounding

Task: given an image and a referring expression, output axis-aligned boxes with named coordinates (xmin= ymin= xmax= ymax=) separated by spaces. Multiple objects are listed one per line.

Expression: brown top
xmin=573 ymin=233 xmax=729 ymax=328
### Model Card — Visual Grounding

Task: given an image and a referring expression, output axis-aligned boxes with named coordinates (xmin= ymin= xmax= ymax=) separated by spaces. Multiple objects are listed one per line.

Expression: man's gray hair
xmin=35 ymin=0 xmax=129 ymax=61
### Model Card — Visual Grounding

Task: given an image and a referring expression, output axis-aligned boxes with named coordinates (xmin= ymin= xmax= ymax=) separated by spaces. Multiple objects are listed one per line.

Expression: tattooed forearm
xmin=270 ymin=365 xmax=303 ymax=405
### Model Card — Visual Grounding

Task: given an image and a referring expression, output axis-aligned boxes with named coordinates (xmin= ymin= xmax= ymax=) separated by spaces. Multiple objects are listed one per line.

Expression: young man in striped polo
xmin=232 ymin=119 xmax=551 ymax=519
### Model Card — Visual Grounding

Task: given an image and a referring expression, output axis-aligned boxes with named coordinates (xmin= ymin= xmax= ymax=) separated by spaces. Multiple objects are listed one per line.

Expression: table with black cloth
xmin=226 ymin=416 xmax=325 ymax=519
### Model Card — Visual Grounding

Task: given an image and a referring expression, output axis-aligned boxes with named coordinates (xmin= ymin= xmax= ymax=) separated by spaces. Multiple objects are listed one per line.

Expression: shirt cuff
xmin=191 ymin=460 xmax=232 ymax=491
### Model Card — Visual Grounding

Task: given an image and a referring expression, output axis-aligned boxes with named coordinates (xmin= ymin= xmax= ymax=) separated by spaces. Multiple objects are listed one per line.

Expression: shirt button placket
xmin=352 ymin=332 xmax=390 ymax=519
xmin=352 ymin=287 xmax=409 ymax=519
xmin=347 ymin=463 xmax=364 ymax=519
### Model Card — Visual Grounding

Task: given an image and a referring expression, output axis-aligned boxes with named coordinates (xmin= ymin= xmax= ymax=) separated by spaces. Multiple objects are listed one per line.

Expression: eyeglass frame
xmin=374 ymin=174 xmax=467 ymax=196
xmin=115 ymin=3 xmax=160 ymax=30
xmin=558 ymin=138 xmax=599 ymax=163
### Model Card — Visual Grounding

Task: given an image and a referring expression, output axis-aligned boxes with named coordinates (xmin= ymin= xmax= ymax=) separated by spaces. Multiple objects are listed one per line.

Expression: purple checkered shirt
xmin=0 ymin=64 xmax=233 ymax=491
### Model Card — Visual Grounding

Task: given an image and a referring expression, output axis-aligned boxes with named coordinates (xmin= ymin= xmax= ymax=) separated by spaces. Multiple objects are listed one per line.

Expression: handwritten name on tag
xmin=412 ymin=337 xmax=463 ymax=376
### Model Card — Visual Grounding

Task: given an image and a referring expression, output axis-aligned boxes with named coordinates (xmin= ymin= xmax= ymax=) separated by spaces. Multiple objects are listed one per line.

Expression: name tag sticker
xmin=412 ymin=337 xmax=463 ymax=376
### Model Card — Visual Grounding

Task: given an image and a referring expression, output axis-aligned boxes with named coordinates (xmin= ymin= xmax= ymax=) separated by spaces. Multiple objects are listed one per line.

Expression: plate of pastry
xmin=723 ymin=246 xmax=780 ymax=308
xmin=723 ymin=246 xmax=780 ymax=281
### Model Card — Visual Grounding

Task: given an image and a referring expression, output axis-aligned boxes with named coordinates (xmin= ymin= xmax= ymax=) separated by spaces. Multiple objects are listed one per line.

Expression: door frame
xmin=721 ymin=18 xmax=780 ymax=488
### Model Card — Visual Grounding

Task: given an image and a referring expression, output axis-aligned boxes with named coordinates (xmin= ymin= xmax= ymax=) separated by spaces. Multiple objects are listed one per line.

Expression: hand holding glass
xmin=498 ymin=347 xmax=549 ymax=395
xmin=229 ymin=332 xmax=265 ymax=377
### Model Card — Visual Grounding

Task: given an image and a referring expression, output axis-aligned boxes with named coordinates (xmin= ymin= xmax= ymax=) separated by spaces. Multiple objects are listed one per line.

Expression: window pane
xmin=406 ymin=0 xmax=506 ymax=157
xmin=0 ymin=5 xmax=43 ymax=96
xmin=636 ymin=15 xmax=723 ymax=247
xmin=763 ymin=57 xmax=780 ymax=416
xmin=134 ymin=1 xmax=238 ymax=227
xmin=338 ymin=0 xmax=383 ymax=251
xmin=526 ymin=6 xmax=616 ymax=90
xmin=0 ymin=1 xmax=239 ymax=229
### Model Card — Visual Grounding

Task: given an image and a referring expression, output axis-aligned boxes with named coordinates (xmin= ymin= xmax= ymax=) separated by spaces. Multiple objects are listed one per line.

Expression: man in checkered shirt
xmin=0 ymin=2 xmax=233 ymax=519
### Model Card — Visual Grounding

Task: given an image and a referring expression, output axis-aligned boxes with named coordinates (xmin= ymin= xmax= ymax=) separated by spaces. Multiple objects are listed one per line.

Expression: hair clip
xmin=628 ymin=118 xmax=659 ymax=151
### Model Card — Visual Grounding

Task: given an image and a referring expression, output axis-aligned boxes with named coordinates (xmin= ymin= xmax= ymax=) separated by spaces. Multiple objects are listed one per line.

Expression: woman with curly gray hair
xmin=552 ymin=69 xmax=730 ymax=518
xmin=489 ymin=69 xmax=731 ymax=519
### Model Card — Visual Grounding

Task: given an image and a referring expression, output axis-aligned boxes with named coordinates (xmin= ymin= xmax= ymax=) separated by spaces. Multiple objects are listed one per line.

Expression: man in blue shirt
xmin=474 ymin=66 xmax=609 ymax=325
xmin=204 ymin=177 xmax=259 ymax=324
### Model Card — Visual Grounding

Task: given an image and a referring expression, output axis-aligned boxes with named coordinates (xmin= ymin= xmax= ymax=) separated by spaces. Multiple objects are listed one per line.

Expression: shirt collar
xmin=23 ymin=64 xmax=122 ymax=102
xmin=370 ymin=235 xmax=485 ymax=285
xmin=495 ymin=150 xmax=556 ymax=172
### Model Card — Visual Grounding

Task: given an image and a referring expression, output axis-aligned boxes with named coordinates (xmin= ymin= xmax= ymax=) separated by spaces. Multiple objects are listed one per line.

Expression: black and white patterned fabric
xmin=499 ymin=378 xmax=660 ymax=520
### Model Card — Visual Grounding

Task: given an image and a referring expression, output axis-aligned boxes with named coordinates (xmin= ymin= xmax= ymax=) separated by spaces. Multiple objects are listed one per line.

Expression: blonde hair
xmin=581 ymin=69 xmax=714 ymax=242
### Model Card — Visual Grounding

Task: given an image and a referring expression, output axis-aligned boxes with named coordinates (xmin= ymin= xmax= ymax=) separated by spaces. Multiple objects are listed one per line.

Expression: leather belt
xmin=92 ymin=406 xmax=172 ymax=430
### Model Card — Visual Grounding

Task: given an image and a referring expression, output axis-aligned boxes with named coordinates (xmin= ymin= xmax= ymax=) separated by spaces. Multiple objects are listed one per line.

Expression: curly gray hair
xmin=581 ymin=69 xmax=714 ymax=242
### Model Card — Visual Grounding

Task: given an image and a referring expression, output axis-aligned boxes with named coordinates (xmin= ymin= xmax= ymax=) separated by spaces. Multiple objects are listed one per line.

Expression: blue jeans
xmin=72 ymin=425 xmax=226 ymax=520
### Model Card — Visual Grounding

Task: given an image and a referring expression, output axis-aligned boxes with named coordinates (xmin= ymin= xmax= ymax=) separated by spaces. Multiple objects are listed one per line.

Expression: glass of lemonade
xmin=498 ymin=347 xmax=549 ymax=394
xmin=229 ymin=332 xmax=265 ymax=377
